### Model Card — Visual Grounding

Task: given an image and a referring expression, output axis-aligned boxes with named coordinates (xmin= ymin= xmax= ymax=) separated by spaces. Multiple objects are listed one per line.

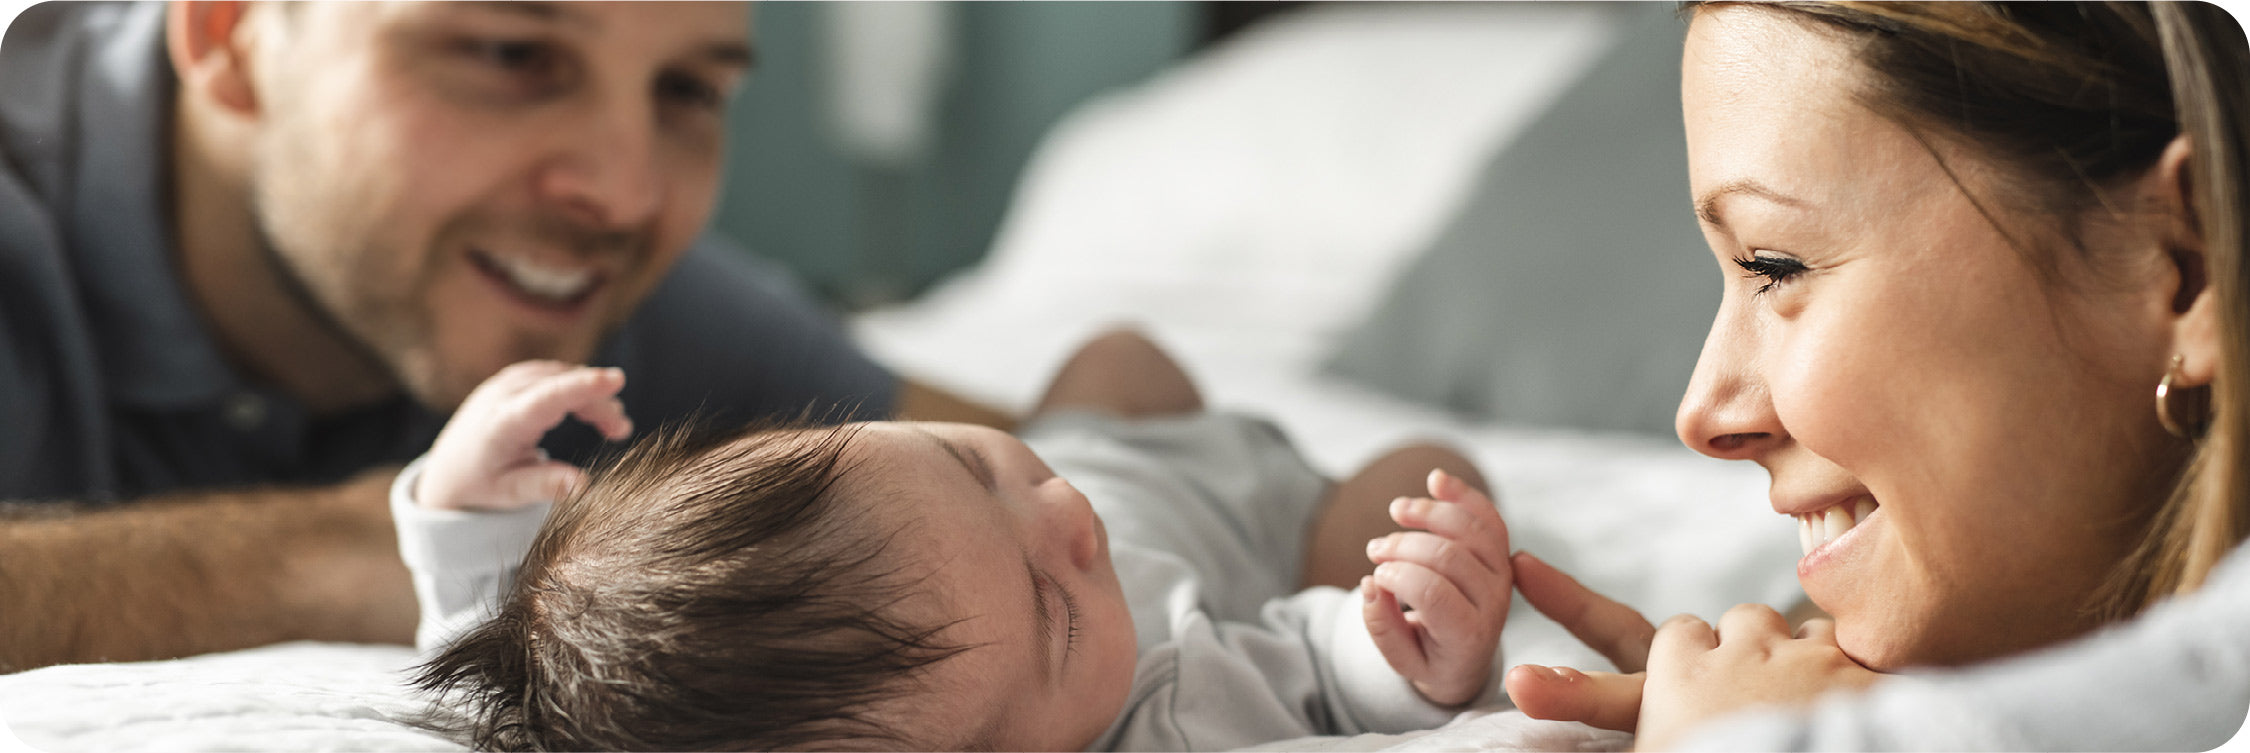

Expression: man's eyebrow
xmin=696 ymin=40 xmax=756 ymax=70
xmin=1695 ymin=178 xmax=1811 ymax=230
xmin=459 ymin=1 xmax=594 ymax=30
xmin=916 ymin=429 xmax=996 ymax=492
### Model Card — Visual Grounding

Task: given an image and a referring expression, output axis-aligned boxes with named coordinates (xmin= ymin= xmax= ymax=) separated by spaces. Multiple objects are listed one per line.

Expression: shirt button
xmin=224 ymin=392 xmax=268 ymax=431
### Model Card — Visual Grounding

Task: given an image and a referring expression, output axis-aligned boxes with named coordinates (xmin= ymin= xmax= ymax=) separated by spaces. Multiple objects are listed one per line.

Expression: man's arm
xmin=0 ymin=467 xmax=417 ymax=673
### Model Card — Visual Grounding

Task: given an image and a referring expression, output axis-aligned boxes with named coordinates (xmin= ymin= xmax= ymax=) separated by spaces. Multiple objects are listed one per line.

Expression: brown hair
xmin=1711 ymin=1 xmax=2250 ymax=616
xmin=412 ymin=418 xmax=967 ymax=751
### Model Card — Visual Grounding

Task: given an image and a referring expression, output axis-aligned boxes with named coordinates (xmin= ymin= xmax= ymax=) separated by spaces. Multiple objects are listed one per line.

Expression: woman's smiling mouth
xmin=1795 ymin=496 xmax=1878 ymax=557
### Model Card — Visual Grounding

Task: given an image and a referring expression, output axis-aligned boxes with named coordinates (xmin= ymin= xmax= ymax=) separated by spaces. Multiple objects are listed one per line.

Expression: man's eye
xmin=463 ymin=39 xmax=557 ymax=74
xmin=656 ymin=71 xmax=722 ymax=111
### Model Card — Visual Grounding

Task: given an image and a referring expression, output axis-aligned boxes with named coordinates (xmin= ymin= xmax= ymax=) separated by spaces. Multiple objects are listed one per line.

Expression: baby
xmin=397 ymin=331 xmax=1515 ymax=751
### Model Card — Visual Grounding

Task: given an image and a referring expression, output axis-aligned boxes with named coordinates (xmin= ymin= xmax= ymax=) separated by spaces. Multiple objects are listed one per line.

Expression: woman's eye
xmin=1732 ymin=253 xmax=1808 ymax=296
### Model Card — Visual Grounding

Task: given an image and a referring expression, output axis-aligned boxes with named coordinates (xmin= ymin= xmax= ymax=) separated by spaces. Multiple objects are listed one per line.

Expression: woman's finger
xmin=1505 ymin=664 xmax=1645 ymax=732
xmin=1717 ymin=603 xmax=1790 ymax=644
xmin=1652 ymin=612 xmax=1719 ymax=659
xmin=1513 ymin=551 xmax=1657 ymax=673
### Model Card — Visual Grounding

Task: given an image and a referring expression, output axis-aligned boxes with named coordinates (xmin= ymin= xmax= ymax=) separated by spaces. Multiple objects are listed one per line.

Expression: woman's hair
xmin=412 ymin=418 xmax=968 ymax=751
xmin=1712 ymin=1 xmax=2250 ymax=617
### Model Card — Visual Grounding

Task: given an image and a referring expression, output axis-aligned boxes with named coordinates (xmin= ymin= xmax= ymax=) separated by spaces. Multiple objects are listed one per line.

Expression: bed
xmin=0 ymin=5 xmax=1800 ymax=751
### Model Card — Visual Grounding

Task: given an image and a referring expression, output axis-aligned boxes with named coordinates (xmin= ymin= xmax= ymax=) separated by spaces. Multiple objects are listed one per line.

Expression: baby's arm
xmin=1361 ymin=469 xmax=1512 ymax=707
xmin=392 ymin=362 xmax=632 ymax=652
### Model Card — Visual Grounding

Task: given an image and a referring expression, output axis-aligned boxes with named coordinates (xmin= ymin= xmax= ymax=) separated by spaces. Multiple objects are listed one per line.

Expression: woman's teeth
xmin=1796 ymin=498 xmax=1878 ymax=555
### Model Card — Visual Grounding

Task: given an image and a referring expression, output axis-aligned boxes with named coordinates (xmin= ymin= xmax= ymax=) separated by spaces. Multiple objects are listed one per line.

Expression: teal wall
xmin=712 ymin=2 xmax=1197 ymax=308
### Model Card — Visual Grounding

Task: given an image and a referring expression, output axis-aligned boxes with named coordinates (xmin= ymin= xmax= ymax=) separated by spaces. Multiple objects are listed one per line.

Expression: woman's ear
xmin=2152 ymin=135 xmax=2221 ymax=387
xmin=167 ymin=1 xmax=260 ymax=117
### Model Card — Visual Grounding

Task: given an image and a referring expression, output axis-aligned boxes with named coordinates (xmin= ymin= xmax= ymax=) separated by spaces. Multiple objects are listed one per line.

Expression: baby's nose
xmin=1043 ymin=477 xmax=1103 ymax=573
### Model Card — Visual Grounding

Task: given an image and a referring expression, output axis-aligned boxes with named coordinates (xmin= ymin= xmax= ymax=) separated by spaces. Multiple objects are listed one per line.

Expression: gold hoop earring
xmin=2157 ymin=354 xmax=2211 ymax=439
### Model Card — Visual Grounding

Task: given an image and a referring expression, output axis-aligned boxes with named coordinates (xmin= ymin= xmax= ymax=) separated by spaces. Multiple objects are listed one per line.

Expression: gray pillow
xmin=1323 ymin=7 xmax=1714 ymax=436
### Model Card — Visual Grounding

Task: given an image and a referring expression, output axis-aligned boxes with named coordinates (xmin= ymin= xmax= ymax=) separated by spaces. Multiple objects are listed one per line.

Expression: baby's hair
xmin=412 ymin=416 xmax=967 ymax=751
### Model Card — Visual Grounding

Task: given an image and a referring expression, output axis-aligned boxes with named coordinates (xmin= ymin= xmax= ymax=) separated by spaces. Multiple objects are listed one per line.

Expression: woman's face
xmin=1676 ymin=6 xmax=2188 ymax=670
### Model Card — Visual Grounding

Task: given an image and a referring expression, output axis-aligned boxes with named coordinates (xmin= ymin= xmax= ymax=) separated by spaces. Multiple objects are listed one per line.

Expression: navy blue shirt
xmin=0 ymin=3 xmax=895 ymax=502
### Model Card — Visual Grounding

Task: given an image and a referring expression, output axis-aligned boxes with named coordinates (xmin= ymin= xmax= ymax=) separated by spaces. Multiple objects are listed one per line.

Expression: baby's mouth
xmin=1796 ymin=496 xmax=1878 ymax=556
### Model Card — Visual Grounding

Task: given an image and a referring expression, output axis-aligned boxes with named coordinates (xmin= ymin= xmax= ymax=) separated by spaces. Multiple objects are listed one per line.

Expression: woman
xmin=1499 ymin=2 xmax=2250 ymax=749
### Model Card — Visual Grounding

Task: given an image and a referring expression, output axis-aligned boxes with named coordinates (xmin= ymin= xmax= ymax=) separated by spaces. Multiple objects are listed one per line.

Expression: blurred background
xmin=715 ymin=2 xmax=1294 ymax=308
xmin=721 ymin=1 xmax=1721 ymax=441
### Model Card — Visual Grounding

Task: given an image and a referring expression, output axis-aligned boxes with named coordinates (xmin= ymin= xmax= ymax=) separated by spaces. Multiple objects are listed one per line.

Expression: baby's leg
xmin=1032 ymin=328 xmax=1203 ymax=419
xmin=1300 ymin=443 xmax=1491 ymax=590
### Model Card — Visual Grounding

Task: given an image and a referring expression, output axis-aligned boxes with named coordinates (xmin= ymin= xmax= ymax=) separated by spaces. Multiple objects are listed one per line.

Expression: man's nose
xmin=536 ymin=93 xmax=664 ymax=229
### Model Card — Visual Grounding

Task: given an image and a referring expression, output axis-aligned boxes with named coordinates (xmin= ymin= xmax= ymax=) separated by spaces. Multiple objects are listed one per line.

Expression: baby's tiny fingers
xmin=1429 ymin=469 xmax=1511 ymax=544
xmin=1368 ymin=531 xmax=1500 ymax=604
xmin=1388 ymin=496 xmax=1502 ymax=553
xmin=489 ymin=463 xmax=587 ymax=509
xmin=480 ymin=360 xmax=577 ymax=396
xmin=1372 ymin=560 xmax=1476 ymax=638
xmin=502 ymin=368 xmax=628 ymax=443
xmin=572 ymin=396 xmax=634 ymax=441
xmin=1361 ymin=578 xmax=1429 ymax=675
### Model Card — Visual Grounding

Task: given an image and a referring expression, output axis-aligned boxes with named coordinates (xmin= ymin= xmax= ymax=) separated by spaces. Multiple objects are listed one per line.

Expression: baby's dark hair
xmin=412 ymin=418 xmax=966 ymax=751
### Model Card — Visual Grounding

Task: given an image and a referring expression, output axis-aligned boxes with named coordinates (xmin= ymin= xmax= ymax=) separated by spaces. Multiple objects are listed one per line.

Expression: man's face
xmin=245 ymin=2 xmax=752 ymax=409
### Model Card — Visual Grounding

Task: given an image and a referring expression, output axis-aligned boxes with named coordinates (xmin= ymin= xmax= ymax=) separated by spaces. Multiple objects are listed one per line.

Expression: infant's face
xmin=849 ymin=422 xmax=1137 ymax=751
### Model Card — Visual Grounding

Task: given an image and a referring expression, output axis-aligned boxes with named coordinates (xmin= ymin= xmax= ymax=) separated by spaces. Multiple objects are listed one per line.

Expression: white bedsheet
xmin=0 ymin=642 xmax=456 ymax=752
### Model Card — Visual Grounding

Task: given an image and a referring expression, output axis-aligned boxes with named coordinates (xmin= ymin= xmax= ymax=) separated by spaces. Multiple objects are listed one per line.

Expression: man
xmin=0 ymin=1 xmax=1005 ymax=671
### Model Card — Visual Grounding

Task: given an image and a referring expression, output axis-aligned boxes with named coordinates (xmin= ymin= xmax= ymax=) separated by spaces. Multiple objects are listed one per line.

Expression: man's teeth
xmin=486 ymin=252 xmax=594 ymax=301
xmin=1797 ymin=498 xmax=1878 ymax=555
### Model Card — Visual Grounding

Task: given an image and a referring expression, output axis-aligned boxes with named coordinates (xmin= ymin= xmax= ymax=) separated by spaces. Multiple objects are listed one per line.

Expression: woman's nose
xmin=1676 ymin=316 xmax=1784 ymax=460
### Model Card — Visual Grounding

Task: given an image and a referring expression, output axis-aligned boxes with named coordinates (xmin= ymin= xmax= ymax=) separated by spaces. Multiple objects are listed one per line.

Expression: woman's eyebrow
xmin=1696 ymin=178 xmax=1811 ymax=230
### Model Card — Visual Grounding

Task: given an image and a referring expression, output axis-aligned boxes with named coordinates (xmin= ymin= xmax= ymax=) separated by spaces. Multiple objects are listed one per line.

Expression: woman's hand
xmin=1503 ymin=551 xmax=1656 ymax=731
xmin=1633 ymin=606 xmax=1881 ymax=749
xmin=414 ymin=361 xmax=633 ymax=512
xmin=1502 ymin=554 xmax=1884 ymax=749
xmin=1361 ymin=469 xmax=1513 ymax=706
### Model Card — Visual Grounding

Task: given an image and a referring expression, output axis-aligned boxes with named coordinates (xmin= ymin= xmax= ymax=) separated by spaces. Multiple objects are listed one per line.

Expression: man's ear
xmin=2151 ymin=135 xmax=2222 ymax=387
xmin=167 ymin=1 xmax=259 ymax=116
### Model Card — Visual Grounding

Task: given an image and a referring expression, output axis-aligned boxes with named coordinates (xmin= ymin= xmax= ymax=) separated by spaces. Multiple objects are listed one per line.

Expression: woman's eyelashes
xmin=1733 ymin=252 xmax=1808 ymax=296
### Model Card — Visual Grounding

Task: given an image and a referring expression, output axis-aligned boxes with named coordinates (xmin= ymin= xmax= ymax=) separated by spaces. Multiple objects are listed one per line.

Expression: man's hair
xmin=412 ymin=418 xmax=966 ymax=751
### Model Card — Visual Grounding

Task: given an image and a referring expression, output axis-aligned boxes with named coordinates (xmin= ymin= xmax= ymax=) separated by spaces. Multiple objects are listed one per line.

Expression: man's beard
xmin=246 ymin=201 xmax=425 ymax=404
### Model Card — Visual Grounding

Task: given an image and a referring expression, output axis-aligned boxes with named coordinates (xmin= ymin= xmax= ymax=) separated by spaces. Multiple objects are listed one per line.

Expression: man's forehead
xmin=352 ymin=2 xmax=752 ymax=51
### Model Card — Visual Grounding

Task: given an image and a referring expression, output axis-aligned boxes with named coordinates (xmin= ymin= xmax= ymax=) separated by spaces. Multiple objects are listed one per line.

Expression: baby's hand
xmin=1361 ymin=469 xmax=1511 ymax=707
xmin=414 ymin=361 xmax=633 ymax=512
